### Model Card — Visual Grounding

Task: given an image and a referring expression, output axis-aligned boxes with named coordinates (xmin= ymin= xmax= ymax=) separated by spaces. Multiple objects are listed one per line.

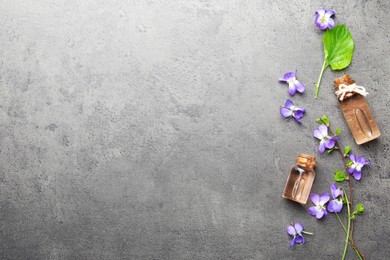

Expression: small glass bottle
xmin=282 ymin=153 xmax=317 ymax=204
xmin=334 ymin=74 xmax=380 ymax=145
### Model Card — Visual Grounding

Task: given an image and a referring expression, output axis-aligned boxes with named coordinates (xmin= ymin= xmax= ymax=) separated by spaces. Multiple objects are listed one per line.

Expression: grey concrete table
xmin=1 ymin=1 xmax=389 ymax=259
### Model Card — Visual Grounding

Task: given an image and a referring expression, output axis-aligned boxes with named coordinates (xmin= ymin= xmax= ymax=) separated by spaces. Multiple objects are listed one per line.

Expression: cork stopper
xmin=296 ymin=153 xmax=316 ymax=169
xmin=334 ymin=74 xmax=357 ymax=100
xmin=334 ymin=74 xmax=355 ymax=86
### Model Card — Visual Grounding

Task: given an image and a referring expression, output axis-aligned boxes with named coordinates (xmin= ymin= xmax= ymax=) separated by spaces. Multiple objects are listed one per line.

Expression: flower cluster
xmin=328 ymin=184 xmax=344 ymax=213
xmin=280 ymin=99 xmax=305 ymax=124
xmin=279 ymin=7 xmax=369 ymax=259
xmin=278 ymin=72 xmax=306 ymax=123
xmin=286 ymin=222 xmax=312 ymax=247
xmin=279 ymin=71 xmax=305 ymax=96
xmin=308 ymin=184 xmax=344 ymax=219
xmin=348 ymin=154 xmax=371 ymax=180
xmin=287 ymin=223 xmax=305 ymax=247
xmin=313 ymin=124 xmax=340 ymax=153
xmin=314 ymin=8 xmax=335 ymax=30
xmin=313 ymin=118 xmax=371 ymax=181
xmin=278 ymin=8 xmax=336 ymax=121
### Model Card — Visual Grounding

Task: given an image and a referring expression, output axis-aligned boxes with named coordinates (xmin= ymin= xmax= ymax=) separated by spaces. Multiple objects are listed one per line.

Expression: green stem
xmin=342 ymin=191 xmax=351 ymax=260
xmin=314 ymin=59 xmax=328 ymax=99
xmin=302 ymin=231 xmax=313 ymax=235
xmin=336 ymin=212 xmax=363 ymax=260
xmin=355 ymin=246 xmax=364 ymax=260
xmin=335 ymin=213 xmax=347 ymax=234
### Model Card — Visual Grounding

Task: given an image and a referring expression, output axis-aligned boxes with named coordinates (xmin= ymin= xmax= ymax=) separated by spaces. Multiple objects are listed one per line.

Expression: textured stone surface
xmin=1 ymin=0 xmax=389 ymax=259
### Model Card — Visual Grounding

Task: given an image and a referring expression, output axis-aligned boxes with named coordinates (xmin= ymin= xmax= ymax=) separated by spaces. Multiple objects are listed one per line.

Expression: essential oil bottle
xmin=282 ymin=153 xmax=317 ymax=204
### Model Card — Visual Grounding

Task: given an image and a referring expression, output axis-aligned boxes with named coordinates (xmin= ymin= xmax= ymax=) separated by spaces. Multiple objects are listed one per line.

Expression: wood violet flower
xmin=308 ymin=193 xmax=330 ymax=219
xmin=348 ymin=154 xmax=371 ymax=180
xmin=279 ymin=71 xmax=305 ymax=96
xmin=328 ymin=184 xmax=343 ymax=213
xmin=280 ymin=99 xmax=306 ymax=124
xmin=315 ymin=8 xmax=335 ymax=30
xmin=287 ymin=223 xmax=312 ymax=247
xmin=313 ymin=124 xmax=340 ymax=153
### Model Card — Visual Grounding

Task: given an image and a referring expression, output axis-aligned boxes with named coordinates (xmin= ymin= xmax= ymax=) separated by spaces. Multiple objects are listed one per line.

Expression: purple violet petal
xmin=315 ymin=21 xmax=323 ymax=30
xmin=330 ymin=184 xmax=337 ymax=199
xmin=324 ymin=10 xmax=335 ymax=17
xmin=288 ymin=83 xmax=297 ymax=96
xmin=313 ymin=129 xmax=323 ymax=140
xmin=316 ymin=209 xmax=325 ymax=219
xmin=316 ymin=8 xmax=326 ymax=16
xmin=330 ymin=184 xmax=343 ymax=199
xmin=325 ymin=138 xmax=335 ymax=149
xmin=294 ymin=223 xmax=303 ymax=233
xmin=317 ymin=21 xmax=328 ymax=30
xmin=319 ymin=192 xmax=330 ymax=205
xmin=353 ymin=171 xmax=362 ymax=181
xmin=290 ymin=237 xmax=296 ymax=247
xmin=294 ymin=80 xmax=305 ymax=93
xmin=349 ymin=154 xmax=356 ymax=163
xmin=357 ymin=155 xmax=367 ymax=165
xmin=287 ymin=225 xmax=296 ymax=236
xmin=323 ymin=208 xmax=329 ymax=217
xmin=284 ymin=99 xmax=294 ymax=109
xmin=280 ymin=107 xmax=293 ymax=118
xmin=314 ymin=13 xmax=321 ymax=24
xmin=294 ymin=235 xmax=305 ymax=244
xmin=283 ymin=72 xmax=296 ymax=81
xmin=327 ymin=18 xmax=335 ymax=29
xmin=308 ymin=206 xmax=319 ymax=217
xmin=318 ymin=142 xmax=326 ymax=153
xmin=361 ymin=159 xmax=370 ymax=167
xmin=293 ymin=109 xmax=305 ymax=119
xmin=293 ymin=116 xmax=302 ymax=124
xmin=328 ymin=199 xmax=343 ymax=213
xmin=310 ymin=193 xmax=320 ymax=205
xmin=319 ymin=124 xmax=328 ymax=136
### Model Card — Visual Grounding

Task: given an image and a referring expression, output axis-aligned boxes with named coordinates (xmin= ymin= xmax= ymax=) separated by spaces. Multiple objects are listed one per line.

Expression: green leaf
xmin=355 ymin=203 xmax=365 ymax=214
xmin=327 ymin=147 xmax=339 ymax=154
xmin=315 ymin=115 xmax=329 ymax=125
xmin=346 ymin=160 xmax=353 ymax=167
xmin=321 ymin=114 xmax=330 ymax=126
xmin=327 ymin=148 xmax=335 ymax=154
xmin=314 ymin=25 xmax=355 ymax=98
xmin=323 ymin=24 xmax=355 ymax=70
xmin=334 ymin=170 xmax=347 ymax=182
xmin=344 ymin=146 xmax=351 ymax=157
xmin=335 ymin=128 xmax=342 ymax=136
xmin=351 ymin=203 xmax=365 ymax=219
